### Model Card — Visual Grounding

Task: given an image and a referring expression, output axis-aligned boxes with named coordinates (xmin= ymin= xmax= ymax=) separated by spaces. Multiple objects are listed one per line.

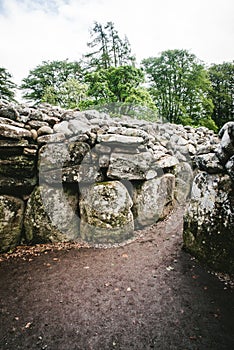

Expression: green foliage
xmin=84 ymin=65 xmax=155 ymax=107
xmin=40 ymin=79 xmax=89 ymax=109
xmin=21 ymin=60 xmax=83 ymax=104
xmin=82 ymin=65 xmax=157 ymax=120
xmin=0 ymin=67 xmax=16 ymax=102
xmin=142 ymin=49 xmax=216 ymax=129
xmin=208 ymin=61 xmax=234 ymax=128
xmin=84 ymin=21 xmax=135 ymax=70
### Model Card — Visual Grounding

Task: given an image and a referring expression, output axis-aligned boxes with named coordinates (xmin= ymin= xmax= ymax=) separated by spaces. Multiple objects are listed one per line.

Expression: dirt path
xmin=0 ymin=207 xmax=233 ymax=350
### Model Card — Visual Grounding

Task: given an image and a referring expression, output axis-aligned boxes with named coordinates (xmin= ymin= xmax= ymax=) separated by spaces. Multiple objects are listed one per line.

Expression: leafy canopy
xmin=142 ymin=49 xmax=217 ymax=130
xmin=20 ymin=60 xmax=83 ymax=105
xmin=208 ymin=61 xmax=234 ymax=128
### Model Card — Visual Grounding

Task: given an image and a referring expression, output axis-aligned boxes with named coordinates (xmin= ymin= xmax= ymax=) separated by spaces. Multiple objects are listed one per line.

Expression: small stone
xmin=37 ymin=126 xmax=54 ymax=136
xmin=37 ymin=133 xmax=65 ymax=144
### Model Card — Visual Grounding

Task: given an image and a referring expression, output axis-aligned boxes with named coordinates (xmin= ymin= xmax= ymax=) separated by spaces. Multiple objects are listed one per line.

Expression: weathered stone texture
xmin=80 ymin=181 xmax=134 ymax=244
xmin=133 ymin=174 xmax=175 ymax=227
xmin=183 ymin=173 xmax=234 ymax=274
xmin=24 ymin=185 xmax=79 ymax=244
xmin=0 ymin=195 xmax=24 ymax=253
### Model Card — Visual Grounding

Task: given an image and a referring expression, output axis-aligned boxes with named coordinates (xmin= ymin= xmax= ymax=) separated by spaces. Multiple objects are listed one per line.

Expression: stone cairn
xmin=0 ymin=100 xmax=233 ymax=273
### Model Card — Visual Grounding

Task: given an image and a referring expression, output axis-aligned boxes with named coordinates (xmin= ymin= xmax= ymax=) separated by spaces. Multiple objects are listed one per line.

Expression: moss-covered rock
xmin=133 ymin=174 xmax=175 ymax=227
xmin=24 ymin=185 xmax=79 ymax=244
xmin=80 ymin=181 xmax=134 ymax=244
xmin=0 ymin=195 xmax=24 ymax=253
xmin=183 ymin=172 xmax=234 ymax=274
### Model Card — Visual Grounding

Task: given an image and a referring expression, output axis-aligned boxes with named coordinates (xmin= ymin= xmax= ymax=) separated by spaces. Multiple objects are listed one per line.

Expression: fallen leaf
xmin=189 ymin=336 xmax=197 ymax=340
xmin=166 ymin=266 xmax=174 ymax=271
xmin=25 ymin=322 xmax=32 ymax=329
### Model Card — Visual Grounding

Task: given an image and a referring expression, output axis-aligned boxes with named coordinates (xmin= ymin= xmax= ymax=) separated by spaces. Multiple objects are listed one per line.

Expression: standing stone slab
xmin=183 ymin=172 xmax=234 ymax=274
xmin=0 ymin=195 xmax=24 ymax=253
xmin=24 ymin=185 xmax=79 ymax=244
xmin=174 ymin=162 xmax=194 ymax=204
xmin=80 ymin=181 xmax=134 ymax=244
xmin=133 ymin=174 xmax=175 ymax=227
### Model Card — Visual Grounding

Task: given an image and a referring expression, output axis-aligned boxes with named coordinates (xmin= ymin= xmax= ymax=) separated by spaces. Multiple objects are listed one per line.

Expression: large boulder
xmin=133 ymin=174 xmax=175 ymax=227
xmin=0 ymin=195 xmax=24 ymax=253
xmin=80 ymin=181 xmax=134 ymax=244
xmin=24 ymin=185 xmax=79 ymax=244
xmin=183 ymin=172 xmax=234 ymax=274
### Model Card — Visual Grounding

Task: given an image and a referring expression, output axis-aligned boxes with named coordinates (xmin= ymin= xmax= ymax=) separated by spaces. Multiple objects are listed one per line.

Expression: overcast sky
xmin=0 ymin=0 xmax=234 ymax=86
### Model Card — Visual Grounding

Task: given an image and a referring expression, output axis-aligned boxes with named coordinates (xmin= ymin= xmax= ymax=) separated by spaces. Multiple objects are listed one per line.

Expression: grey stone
xmin=225 ymin=155 xmax=234 ymax=181
xmin=183 ymin=172 xmax=234 ymax=274
xmin=37 ymin=125 xmax=54 ymax=136
xmin=0 ymin=195 xmax=24 ymax=253
xmin=0 ymin=117 xmax=24 ymax=128
xmin=68 ymin=119 xmax=91 ymax=135
xmin=80 ymin=181 xmax=134 ymax=244
xmin=53 ymin=121 xmax=73 ymax=136
xmin=0 ymin=123 xmax=32 ymax=139
xmin=37 ymin=133 xmax=65 ymax=144
xmin=0 ymin=107 xmax=19 ymax=121
xmin=107 ymin=126 xmax=150 ymax=141
xmin=107 ymin=152 xmax=154 ymax=180
xmin=38 ymin=143 xmax=69 ymax=172
xmin=27 ymin=120 xmax=49 ymax=130
xmin=154 ymin=155 xmax=179 ymax=169
xmin=174 ymin=162 xmax=194 ymax=204
xmin=95 ymin=144 xmax=112 ymax=154
xmin=97 ymin=134 xmax=144 ymax=146
xmin=68 ymin=141 xmax=90 ymax=161
xmin=133 ymin=174 xmax=175 ymax=227
xmin=24 ymin=185 xmax=79 ymax=244
xmin=218 ymin=121 xmax=234 ymax=139
xmin=195 ymin=153 xmax=224 ymax=174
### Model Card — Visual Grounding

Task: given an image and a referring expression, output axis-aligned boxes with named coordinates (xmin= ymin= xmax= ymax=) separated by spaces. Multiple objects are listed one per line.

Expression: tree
xmin=84 ymin=21 xmax=135 ymax=71
xmin=84 ymin=65 xmax=144 ymax=103
xmin=21 ymin=60 xmax=84 ymax=104
xmin=0 ymin=67 xmax=16 ymax=102
xmin=81 ymin=65 xmax=157 ymax=120
xmin=208 ymin=61 xmax=234 ymax=128
xmin=59 ymin=79 xmax=88 ymax=109
xmin=142 ymin=49 xmax=216 ymax=129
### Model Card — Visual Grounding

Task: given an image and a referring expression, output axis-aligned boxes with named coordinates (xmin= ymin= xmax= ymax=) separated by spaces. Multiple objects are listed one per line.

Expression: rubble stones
xmin=0 ymin=101 xmax=233 ymax=265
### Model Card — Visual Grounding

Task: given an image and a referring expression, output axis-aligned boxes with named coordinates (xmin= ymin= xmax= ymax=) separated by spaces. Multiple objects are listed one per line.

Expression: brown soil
xmin=0 ymin=207 xmax=233 ymax=350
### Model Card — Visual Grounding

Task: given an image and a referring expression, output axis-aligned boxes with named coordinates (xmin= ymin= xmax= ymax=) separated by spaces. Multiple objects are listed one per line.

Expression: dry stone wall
xmin=0 ymin=101 xmax=233 ymax=274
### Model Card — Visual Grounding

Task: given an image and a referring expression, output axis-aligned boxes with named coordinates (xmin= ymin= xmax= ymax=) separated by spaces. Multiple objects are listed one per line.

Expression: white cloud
xmin=0 ymin=0 xmax=233 ymax=88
